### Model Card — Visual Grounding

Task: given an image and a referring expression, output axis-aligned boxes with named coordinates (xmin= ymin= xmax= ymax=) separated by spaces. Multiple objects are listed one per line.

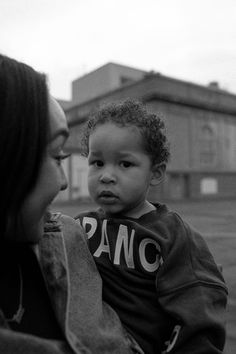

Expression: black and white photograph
xmin=0 ymin=0 xmax=235 ymax=353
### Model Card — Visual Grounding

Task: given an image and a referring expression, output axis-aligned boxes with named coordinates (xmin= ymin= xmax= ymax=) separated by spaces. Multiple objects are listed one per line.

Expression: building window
xmin=200 ymin=177 xmax=218 ymax=195
xmin=199 ymin=124 xmax=217 ymax=166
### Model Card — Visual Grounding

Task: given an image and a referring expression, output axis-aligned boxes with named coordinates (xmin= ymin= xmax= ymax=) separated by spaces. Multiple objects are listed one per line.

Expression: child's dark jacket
xmin=77 ymin=203 xmax=228 ymax=354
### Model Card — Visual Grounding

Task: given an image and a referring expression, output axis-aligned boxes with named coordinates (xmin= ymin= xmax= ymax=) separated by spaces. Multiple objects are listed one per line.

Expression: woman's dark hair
xmin=0 ymin=54 xmax=49 ymax=238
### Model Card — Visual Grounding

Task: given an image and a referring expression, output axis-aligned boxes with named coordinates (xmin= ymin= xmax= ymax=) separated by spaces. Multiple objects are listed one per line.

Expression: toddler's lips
xmin=98 ymin=191 xmax=118 ymax=203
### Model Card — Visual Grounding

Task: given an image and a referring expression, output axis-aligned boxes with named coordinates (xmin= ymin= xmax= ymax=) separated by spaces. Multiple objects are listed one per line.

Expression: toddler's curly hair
xmin=81 ymin=99 xmax=170 ymax=165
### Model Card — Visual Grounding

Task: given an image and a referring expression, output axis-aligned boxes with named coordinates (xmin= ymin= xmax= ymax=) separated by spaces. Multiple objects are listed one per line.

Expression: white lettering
xmin=114 ymin=225 xmax=135 ymax=268
xmin=94 ymin=220 xmax=111 ymax=259
xmin=139 ymin=238 xmax=162 ymax=272
xmin=82 ymin=218 xmax=164 ymax=274
xmin=82 ymin=217 xmax=97 ymax=239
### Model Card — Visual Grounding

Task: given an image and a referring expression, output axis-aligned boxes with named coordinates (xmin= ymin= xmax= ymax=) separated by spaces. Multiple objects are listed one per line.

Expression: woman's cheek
xmin=45 ymin=161 xmax=62 ymax=201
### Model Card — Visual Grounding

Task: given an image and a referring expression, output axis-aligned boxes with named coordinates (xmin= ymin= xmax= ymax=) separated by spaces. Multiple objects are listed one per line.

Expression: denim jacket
xmin=0 ymin=213 xmax=137 ymax=354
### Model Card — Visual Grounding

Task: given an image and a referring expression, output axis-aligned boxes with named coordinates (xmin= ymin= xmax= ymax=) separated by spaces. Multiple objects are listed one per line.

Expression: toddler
xmin=76 ymin=99 xmax=227 ymax=354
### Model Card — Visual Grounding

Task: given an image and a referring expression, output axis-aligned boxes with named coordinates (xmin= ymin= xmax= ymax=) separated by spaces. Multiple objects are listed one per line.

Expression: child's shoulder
xmin=150 ymin=202 xmax=186 ymax=225
xmin=149 ymin=202 xmax=205 ymax=244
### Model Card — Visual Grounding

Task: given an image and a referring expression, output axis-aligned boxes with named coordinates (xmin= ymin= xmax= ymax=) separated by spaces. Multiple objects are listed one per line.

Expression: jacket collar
xmin=37 ymin=212 xmax=69 ymax=332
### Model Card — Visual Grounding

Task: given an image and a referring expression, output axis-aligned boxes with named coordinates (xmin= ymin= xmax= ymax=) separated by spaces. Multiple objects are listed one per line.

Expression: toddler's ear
xmin=150 ymin=163 xmax=166 ymax=186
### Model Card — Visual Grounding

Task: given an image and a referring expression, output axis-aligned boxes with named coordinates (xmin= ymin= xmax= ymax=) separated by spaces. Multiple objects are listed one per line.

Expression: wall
xmin=147 ymin=101 xmax=236 ymax=173
xmin=189 ymin=172 xmax=236 ymax=199
xmin=72 ymin=63 xmax=146 ymax=105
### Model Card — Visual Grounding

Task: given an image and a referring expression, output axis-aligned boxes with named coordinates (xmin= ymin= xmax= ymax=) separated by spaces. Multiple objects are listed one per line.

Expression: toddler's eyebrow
xmin=118 ymin=152 xmax=136 ymax=157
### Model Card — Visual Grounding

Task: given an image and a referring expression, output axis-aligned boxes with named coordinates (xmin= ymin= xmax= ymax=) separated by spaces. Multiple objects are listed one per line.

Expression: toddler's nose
xmin=100 ymin=171 xmax=116 ymax=183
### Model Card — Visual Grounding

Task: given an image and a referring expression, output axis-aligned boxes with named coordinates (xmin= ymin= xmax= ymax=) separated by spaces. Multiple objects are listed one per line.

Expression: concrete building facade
xmin=71 ymin=62 xmax=146 ymax=105
xmin=58 ymin=63 xmax=236 ymax=202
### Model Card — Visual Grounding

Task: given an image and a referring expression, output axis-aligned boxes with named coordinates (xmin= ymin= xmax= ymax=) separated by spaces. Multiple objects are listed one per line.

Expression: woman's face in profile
xmin=19 ymin=96 xmax=69 ymax=243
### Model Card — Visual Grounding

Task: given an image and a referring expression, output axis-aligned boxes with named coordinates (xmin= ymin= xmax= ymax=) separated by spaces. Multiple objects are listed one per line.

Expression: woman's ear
xmin=150 ymin=163 xmax=166 ymax=186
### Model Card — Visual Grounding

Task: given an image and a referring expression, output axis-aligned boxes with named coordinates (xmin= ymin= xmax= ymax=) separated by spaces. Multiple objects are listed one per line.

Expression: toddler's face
xmin=87 ymin=122 xmax=155 ymax=218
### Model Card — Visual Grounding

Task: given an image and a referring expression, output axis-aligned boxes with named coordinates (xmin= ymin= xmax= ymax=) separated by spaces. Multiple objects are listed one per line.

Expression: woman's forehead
xmin=49 ymin=96 xmax=69 ymax=139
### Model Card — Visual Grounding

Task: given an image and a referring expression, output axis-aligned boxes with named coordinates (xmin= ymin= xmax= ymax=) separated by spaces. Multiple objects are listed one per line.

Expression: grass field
xmin=53 ymin=198 xmax=236 ymax=354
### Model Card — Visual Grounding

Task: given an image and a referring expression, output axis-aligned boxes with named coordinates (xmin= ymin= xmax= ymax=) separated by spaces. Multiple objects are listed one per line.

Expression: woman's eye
xmin=55 ymin=152 xmax=70 ymax=165
xmin=120 ymin=161 xmax=132 ymax=168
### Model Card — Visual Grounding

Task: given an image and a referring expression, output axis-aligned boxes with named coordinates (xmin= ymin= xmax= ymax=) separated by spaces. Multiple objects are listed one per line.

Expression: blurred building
xmin=71 ymin=62 xmax=146 ymax=105
xmin=57 ymin=62 xmax=236 ymax=202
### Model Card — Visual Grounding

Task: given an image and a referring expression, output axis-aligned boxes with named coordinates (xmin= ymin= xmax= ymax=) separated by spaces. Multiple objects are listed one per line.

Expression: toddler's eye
xmin=120 ymin=161 xmax=132 ymax=168
xmin=93 ymin=160 xmax=104 ymax=167
xmin=88 ymin=159 xmax=104 ymax=167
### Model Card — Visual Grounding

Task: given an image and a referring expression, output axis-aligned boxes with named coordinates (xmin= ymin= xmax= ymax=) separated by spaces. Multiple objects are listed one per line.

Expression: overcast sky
xmin=1 ymin=0 xmax=236 ymax=100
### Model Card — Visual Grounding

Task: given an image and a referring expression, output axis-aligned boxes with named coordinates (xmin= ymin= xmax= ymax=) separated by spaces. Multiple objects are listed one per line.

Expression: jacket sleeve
xmin=156 ymin=214 xmax=228 ymax=354
xmin=59 ymin=215 xmax=136 ymax=354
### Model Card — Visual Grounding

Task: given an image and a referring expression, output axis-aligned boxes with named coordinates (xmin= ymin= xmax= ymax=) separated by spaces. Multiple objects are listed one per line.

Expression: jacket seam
xmin=158 ymin=280 xmax=228 ymax=297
